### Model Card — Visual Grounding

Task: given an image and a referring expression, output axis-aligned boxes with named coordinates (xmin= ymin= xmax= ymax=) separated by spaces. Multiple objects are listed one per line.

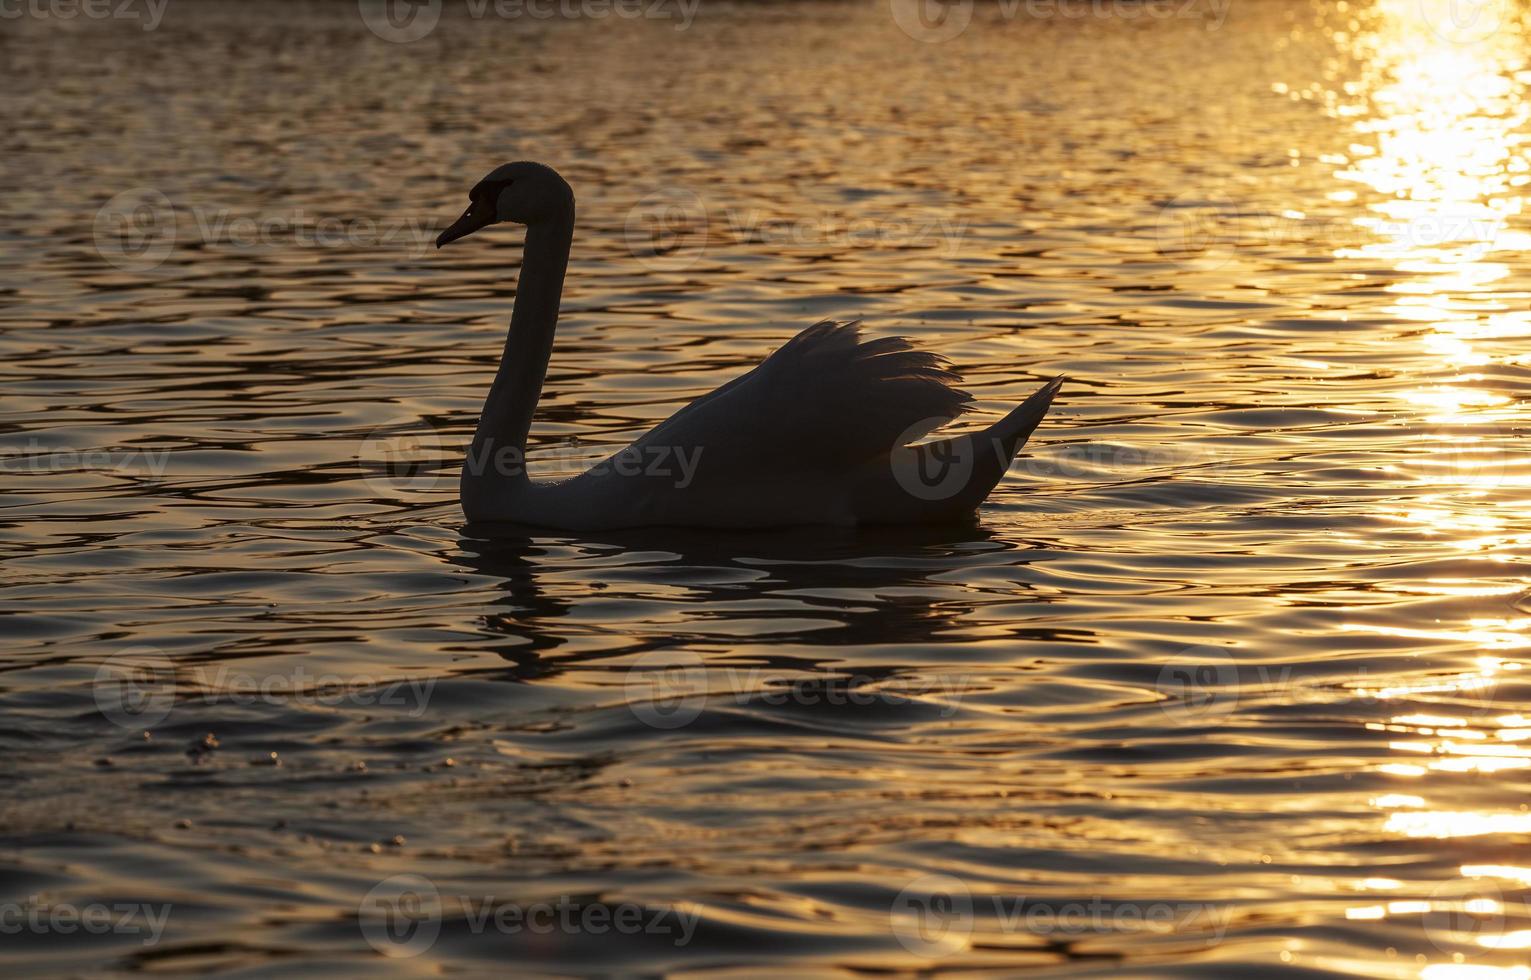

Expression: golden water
xmin=5 ymin=1 xmax=1531 ymax=975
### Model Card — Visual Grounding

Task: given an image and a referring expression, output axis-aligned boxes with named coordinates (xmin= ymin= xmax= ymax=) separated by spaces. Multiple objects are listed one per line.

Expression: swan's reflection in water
xmin=452 ymin=524 xmax=1071 ymax=710
xmin=408 ymin=528 xmax=1120 ymax=973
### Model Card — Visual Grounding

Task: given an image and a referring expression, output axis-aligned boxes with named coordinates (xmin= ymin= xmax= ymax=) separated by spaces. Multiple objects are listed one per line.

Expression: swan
xmin=435 ymin=161 xmax=1062 ymax=530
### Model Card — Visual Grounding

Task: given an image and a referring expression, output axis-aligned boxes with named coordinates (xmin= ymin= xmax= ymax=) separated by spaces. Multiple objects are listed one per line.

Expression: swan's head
xmin=436 ymin=161 xmax=574 ymax=248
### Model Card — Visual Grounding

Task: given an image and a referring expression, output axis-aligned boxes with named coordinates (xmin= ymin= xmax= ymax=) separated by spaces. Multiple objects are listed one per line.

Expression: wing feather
xmin=633 ymin=320 xmax=971 ymax=481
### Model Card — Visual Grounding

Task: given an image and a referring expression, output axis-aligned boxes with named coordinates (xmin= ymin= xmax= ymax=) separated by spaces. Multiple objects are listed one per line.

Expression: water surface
xmin=5 ymin=1 xmax=1531 ymax=976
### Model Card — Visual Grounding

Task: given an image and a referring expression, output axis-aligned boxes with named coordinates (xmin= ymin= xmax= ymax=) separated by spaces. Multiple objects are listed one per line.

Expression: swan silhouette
xmin=436 ymin=162 xmax=1062 ymax=530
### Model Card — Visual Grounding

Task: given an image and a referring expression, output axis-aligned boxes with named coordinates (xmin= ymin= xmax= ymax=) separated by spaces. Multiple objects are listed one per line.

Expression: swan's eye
xmin=472 ymin=179 xmax=512 ymax=204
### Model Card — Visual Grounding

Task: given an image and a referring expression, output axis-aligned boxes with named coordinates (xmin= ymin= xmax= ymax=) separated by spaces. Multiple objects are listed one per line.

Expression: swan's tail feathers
xmin=988 ymin=375 xmax=1064 ymax=460
xmin=865 ymin=376 xmax=1063 ymax=524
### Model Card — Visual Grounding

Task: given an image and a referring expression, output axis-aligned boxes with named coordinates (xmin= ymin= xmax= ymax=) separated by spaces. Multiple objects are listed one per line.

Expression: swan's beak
xmin=436 ymin=199 xmax=495 ymax=248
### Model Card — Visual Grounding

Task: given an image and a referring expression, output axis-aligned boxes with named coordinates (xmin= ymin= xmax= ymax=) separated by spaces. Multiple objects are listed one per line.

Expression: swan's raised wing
xmin=633 ymin=319 xmax=972 ymax=478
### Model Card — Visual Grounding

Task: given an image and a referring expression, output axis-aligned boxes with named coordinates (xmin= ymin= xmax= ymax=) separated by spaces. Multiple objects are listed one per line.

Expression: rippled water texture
xmin=6 ymin=0 xmax=1531 ymax=975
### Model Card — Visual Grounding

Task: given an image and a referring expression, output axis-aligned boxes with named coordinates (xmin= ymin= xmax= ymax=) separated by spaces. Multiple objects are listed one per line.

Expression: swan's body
xmin=437 ymin=162 xmax=1061 ymax=531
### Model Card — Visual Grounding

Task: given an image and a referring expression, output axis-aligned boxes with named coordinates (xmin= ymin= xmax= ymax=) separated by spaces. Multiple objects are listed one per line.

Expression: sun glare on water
xmin=1311 ymin=4 xmax=1531 ymax=973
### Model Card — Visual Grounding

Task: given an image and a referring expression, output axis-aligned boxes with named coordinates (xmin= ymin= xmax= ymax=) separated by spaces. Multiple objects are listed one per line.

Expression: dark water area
xmin=5 ymin=0 xmax=1531 ymax=975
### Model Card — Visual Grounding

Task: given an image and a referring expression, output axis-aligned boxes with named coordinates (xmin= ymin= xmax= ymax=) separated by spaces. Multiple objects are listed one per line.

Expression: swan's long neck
xmin=469 ymin=211 xmax=574 ymax=480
